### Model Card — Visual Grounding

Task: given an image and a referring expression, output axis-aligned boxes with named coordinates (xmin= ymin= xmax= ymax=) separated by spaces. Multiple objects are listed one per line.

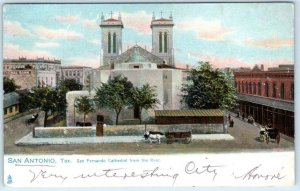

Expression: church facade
xmin=66 ymin=13 xmax=186 ymax=126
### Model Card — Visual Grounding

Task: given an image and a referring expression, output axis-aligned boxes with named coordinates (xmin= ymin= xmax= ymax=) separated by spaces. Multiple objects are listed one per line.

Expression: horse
xmin=143 ymin=131 xmax=164 ymax=144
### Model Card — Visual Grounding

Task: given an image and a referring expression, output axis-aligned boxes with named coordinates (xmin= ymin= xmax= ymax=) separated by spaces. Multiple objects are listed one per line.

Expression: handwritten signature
xmin=233 ymin=164 xmax=286 ymax=181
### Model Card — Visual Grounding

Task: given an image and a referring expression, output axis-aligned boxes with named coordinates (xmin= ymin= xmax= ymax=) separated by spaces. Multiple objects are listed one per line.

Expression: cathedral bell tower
xmin=151 ymin=11 xmax=174 ymax=66
xmin=100 ymin=12 xmax=123 ymax=66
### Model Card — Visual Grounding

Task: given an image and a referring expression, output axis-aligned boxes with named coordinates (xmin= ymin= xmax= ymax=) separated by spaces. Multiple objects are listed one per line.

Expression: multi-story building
xmin=3 ymin=57 xmax=61 ymax=89
xmin=234 ymin=66 xmax=294 ymax=138
xmin=60 ymin=66 xmax=93 ymax=86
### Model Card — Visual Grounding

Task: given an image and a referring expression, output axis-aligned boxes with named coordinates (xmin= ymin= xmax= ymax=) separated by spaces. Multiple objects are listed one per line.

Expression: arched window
xmin=253 ymin=82 xmax=256 ymax=95
xmin=113 ymin=33 xmax=117 ymax=53
xmin=159 ymin=32 xmax=162 ymax=53
xmin=108 ymin=32 xmax=111 ymax=53
xmin=238 ymin=82 xmax=241 ymax=93
xmin=249 ymin=82 xmax=252 ymax=94
xmin=245 ymin=82 xmax=248 ymax=93
xmin=242 ymin=82 xmax=244 ymax=93
xmin=272 ymin=82 xmax=277 ymax=98
xmin=280 ymin=83 xmax=285 ymax=99
xmin=265 ymin=82 xmax=269 ymax=97
xmin=291 ymin=83 xmax=294 ymax=100
xmin=164 ymin=32 xmax=168 ymax=53
xmin=258 ymin=82 xmax=262 ymax=96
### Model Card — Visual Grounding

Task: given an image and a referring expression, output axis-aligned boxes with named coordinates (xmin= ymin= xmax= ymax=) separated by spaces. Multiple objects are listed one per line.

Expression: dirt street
xmin=4 ymin=113 xmax=294 ymax=155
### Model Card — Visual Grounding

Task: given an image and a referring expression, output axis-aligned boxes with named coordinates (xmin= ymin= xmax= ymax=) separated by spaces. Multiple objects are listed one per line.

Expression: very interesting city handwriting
xmin=28 ymin=166 xmax=179 ymax=185
xmin=27 ymin=163 xmax=286 ymax=185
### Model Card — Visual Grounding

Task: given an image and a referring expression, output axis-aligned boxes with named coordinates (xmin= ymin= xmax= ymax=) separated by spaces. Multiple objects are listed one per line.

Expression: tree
xmin=29 ymin=87 xmax=62 ymax=127
xmin=181 ymin=61 xmax=237 ymax=110
xmin=74 ymin=96 xmax=95 ymax=125
xmin=4 ymin=77 xmax=20 ymax=94
xmin=59 ymin=79 xmax=82 ymax=91
xmin=130 ymin=83 xmax=160 ymax=124
xmin=94 ymin=75 xmax=133 ymax=125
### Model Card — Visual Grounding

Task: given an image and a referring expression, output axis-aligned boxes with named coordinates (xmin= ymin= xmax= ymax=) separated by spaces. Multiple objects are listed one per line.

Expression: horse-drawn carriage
xmin=165 ymin=131 xmax=192 ymax=144
xmin=26 ymin=113 xmax=39 ymax=125
xmin=144 ymin=130 xmax=192 ymax=144
xmin=259 ymin=126 xmax=280 ymax=144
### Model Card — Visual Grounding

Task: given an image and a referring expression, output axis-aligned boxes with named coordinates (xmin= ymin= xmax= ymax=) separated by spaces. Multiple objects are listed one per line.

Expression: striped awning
xmin=155 ymin=109 xmax=224 ymax=117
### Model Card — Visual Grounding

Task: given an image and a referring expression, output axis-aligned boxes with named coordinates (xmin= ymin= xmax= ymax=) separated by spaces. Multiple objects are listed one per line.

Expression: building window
xmin=272 ymin=82 xmax=277 ymax=98
xmin=238 ymin=82 xmax=241 ymax=92
xmin=280 ymin=83 xmax=285 ymax=99
xmin=134 ymin=66 xmax=139 ymax=69
xmin=258 ymin=82 xmax=262 ymax=95
xmin=245 ymin=82 xmax=248 ymax=93
xmin=291 ymin=83 xmax=294 ymax=100
xmin=159 ymin=32 xmax=162 ymax=53
xmin=253 ymin=82 xmax=256 ymax=95
xmin=9 ymin=107 xmax=13 ymax=113
xmin=4 ymin=108 xmax=7 ymax=115
xmin=65 ymin=71 xmax=68 ymax=76
xmin=108 ymin=32 xmax=111 ymax=53
xmin=164 ymin=32 xmax=168 ymax=53
xmin=113 ymin=33 xmax=117 ymax=53
xmin=265 ymin=82 xmax=269 ymax=97
xmin=249 ymin=82 xmax=252 ymax=94
xmin=242 ymin=82 xmax=244 ymax=93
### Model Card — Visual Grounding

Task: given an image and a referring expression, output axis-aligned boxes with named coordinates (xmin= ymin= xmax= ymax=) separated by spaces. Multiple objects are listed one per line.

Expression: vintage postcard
xmin=2 ymin=1 xmax=295 ymax=188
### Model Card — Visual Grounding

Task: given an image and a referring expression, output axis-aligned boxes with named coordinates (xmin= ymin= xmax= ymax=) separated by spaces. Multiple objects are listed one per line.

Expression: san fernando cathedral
xmin=66 ymin=12 xmax=186 ymax=126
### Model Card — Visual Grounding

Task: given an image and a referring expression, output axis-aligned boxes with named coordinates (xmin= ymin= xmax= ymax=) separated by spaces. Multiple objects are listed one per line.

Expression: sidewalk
xmin=16 ymin=133 xmax=234 ymax=146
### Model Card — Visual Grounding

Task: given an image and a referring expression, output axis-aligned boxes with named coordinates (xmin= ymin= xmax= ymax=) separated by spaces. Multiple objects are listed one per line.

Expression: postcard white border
xmin=1 ymin=0 xmax=299 ymax=191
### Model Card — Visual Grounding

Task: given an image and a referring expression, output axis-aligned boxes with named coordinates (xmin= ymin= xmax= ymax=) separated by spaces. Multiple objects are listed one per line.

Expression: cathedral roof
xmin=128 ymin=51 xmax=148 ymax=63
xmin=112 ymin=45 xmax=164 ymax=65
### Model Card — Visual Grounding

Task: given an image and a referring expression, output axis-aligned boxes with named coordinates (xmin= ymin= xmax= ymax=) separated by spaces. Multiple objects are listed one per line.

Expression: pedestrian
xmin=242 ymin=113 xmax=245 ymax=120
xmin=228 ymin=114 xmax=231 ymax=121
xmin=230 ymin=119 xmax=234 ymax=127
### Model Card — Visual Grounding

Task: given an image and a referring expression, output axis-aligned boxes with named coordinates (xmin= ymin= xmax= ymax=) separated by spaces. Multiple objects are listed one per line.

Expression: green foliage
xmin=58 ymin=79 xmax=82 ymax=91
xmin=29 ymin=86 xmax=66 ymax=127
xmin=181 ymin=61 xmax=237 ymax=110
xmin=94 ymin=75 xmax=133 ymax=125
xmin=4 ymin=77 xmax=20 ymax=93
xmin=130 ymin=83 xmax=160 ymax=124
xmin=74 ymin=96 xmax=95 ymax=124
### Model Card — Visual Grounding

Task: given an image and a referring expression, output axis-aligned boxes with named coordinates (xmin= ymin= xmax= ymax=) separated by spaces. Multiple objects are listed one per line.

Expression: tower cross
xmin=110 ymin=11 xmax=113 ymax=18
xmin=160 ymin=11 xmax=163 ymax=18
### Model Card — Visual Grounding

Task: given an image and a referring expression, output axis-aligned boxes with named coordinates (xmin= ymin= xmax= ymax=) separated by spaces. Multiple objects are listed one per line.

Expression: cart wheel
xmin=166 ymin=139 xmax=171 ymax=144
xmin=166 ymin=137 xmax=173 ymax=144
xmin=184 ymin=137 xmax=191 ymax=144
xmin=276 ymin=134 xmax=280 ymax=144
xmin=266 ymin=135 xmax=269 ymax=144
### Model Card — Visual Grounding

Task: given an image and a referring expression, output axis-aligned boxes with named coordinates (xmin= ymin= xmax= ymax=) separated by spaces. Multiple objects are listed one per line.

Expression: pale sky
xmin=3 ymin=3 xmax=294 ymax=69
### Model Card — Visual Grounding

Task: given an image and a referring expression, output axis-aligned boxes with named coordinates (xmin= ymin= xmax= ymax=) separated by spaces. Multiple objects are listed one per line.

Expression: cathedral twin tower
xmin=100 ymin=12 xmax=174 ymax=67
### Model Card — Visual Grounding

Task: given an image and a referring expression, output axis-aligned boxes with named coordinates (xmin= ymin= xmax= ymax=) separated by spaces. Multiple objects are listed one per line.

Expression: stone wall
xmin=104 ymin=124 xmax=225 ymax=136
xmin=34 ymin=126 xmax=96 ymax=138
xmin=33 ymin=124 xmax=225 ymax=138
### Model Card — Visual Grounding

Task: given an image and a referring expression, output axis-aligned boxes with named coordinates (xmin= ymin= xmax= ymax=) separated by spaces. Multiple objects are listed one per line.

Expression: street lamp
xmin=74 ymin=97 xmax=78 ymax=126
